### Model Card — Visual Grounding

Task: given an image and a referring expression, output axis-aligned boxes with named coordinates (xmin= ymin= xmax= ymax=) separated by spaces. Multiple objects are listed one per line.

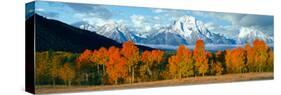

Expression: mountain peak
xmin=238 ymin=27 xmax=273 ymax=44
xmin=178 ymin=16 xmax=197 ymax=24
xmin=171 ymin=16 xmax=199 ymax=37
xmin=96 ymin=21 xmax=129 ymax=43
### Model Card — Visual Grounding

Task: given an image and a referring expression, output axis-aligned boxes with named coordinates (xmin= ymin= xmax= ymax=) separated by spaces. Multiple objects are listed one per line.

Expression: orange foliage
xmin=92 ymin=47 xmax=109 ymax=84
xmin=121 ymin=41 xmax=140 ymax=64
xmin=121 ymin=40 xmax=140 ymax=83
xmin=106 ymin=46 xmax=128 ymax=84
xmin=141 ymin=51 xmax=153 ymax=66
xmin=151 ymin=50 xmax=165 ymax=64
xmin=193 ymin=39 xmax=209 ymax=76
xmin=243 ymin=39 xmax=272 ymax=72
xmin=141 ymin=50 xmax=164 ymax=66
xmin=253 ymin=39 xmax=269 ymax=72
xmin=244 ymin=43 xmax=255 ymax=72
xmin=70 ymin=39 xmax=273 ymax=85
xmin=211 ymin=61 xmax=223 ymax=75
xmin=140 ymin=50 xmax=164 ymax=81
xmin=168 ymin=55 xmax=180 ymax=79
xmin=225 ymin=47 xmax=246 ymax=73
xmin=168 ymin=45 xmax=194 ymax=79
xmin=91 ymin=47 xmax=108 ymax=65
xmin=76 ymin=49 xmax=92 ymax=69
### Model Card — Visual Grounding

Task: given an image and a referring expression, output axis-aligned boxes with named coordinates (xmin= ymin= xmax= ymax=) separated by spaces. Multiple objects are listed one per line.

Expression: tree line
xmin=35 ymin=39 xmax=273 ymax=86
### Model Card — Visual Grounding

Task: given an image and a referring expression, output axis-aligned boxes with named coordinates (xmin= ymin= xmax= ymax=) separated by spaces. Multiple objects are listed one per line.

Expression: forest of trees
xmin=35 ymin=39 xmax=273 ymax=86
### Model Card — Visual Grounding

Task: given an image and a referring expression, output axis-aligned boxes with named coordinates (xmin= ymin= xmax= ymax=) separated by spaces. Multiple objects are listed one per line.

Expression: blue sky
xmin=26 ymin=1 xmax=273 ymax=39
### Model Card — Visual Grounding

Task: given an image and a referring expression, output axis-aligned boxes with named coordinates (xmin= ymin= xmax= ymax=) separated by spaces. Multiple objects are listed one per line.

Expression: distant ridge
xmin=26 ymin=14 xmax=153 ymax=52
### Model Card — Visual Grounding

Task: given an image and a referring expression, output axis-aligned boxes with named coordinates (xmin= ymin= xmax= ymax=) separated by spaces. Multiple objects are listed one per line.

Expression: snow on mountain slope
xmin=238 ymin=27 xmax=273 ymax=44
xmin=72 ymin=21 xmax=99 ymax=32
xmin=148 ymin=16 xmax=236 ymax=45
xmin=143 ymin=26 xmax=188 ymax=45
xmin=95 ymin=22 xmax=130 ymax=43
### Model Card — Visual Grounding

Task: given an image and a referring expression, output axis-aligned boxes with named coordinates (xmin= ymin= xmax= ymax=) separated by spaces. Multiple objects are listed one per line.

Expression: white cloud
xmin=205 ymin=12 xmax=273 ymax=27
xmin=197 ymin=12 xmax=273 ymax=39
xmin=131 ymin=15 xmax=145 ymax=28
xmin=153 ymin=24 xmax=161 ymax=30
xmin=130 ymin=15 xmax=157 ymax=33
xmin=239 ymin=15 xmax=273 ymax=27
xmin=74 ymin=12 xmax=113 ymax=27
xmin=153 ymin=9 xmax=187 ymax=23
xmin=154 ymin=9 xmax=166 ymax=13
xmin=144 ymin=25 xmax=152 ymax=32
xmin=205 ymin=22 xmax=216 ymax=30
xmin=217 ymin=14 xmax=273 ymax=38
xmin=219 ymin=25 xmax=240 ymax=39
xmin=218 ymin=14 xmax=244 ymax=25
xmin=116 ymin=19 xmax=125 ymax=24
xmin=204 ymin=22 xmax=240 ymax=39
xmin=77 ymin=14 xmax=115 ymax=27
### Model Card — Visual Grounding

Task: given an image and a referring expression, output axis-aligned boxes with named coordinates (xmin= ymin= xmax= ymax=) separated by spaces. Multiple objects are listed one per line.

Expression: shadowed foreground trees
xmin=35 ymin=39 xmax=273 ymax=86
xmin=59 ymin=63 xmax=75 ymax=86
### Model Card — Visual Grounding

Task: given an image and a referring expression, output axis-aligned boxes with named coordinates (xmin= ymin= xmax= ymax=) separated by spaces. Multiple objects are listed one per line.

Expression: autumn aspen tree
xmin=106 ymin=46 xmax=128 ymax=84
xmin=76 ymin=49 xmax=92 ymax=84
xmin=141 ymin=50 xmax=164 ymax=81
xmin=193 ymin=39 xmax=208 ymax=76
xmin=91 ymin=47 xmax=109 ymax=85
xmin=253 ymin=39 xmax=269 ymax=72
xmin=168 ymin=45 xmax=194 ymax=79
xmin=121 ymin=41 xmax=140 ymax=84
xmin=225 ymin=47 xmax=246 ymax=73
xmin=59 ymin=63 xmax=75 ymax=86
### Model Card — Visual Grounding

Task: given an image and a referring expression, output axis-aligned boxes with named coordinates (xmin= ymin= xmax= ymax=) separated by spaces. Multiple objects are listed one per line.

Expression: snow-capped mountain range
xmin=72 ymin=16 xmax=272 ymax=46
xmin=143 ymin=16 xmax=236 ymax=45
